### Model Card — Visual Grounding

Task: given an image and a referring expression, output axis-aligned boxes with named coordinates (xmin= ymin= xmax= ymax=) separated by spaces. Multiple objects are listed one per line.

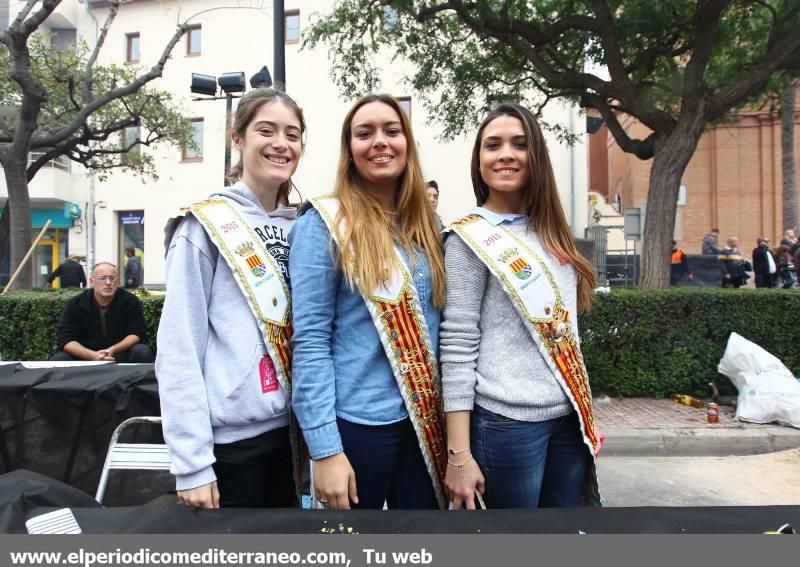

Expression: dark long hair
xmin=470 ymin=103 xmax=595 ymax=311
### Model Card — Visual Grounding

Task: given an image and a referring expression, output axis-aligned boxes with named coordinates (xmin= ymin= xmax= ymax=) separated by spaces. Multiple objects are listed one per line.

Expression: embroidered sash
xmin=447 ymin=214 xmax=598 ymax=456
xmin=173 ymin=198 xmax=309 ymax=499
xmin=177 ymin=198 xmax=293 ymax=399
xmin=311 ymin=196 xmax=447 ymax=508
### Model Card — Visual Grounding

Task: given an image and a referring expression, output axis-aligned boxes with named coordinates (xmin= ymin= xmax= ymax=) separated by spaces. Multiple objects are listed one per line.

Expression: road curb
xmin=602 ymin=427 xmax=800 ymax=457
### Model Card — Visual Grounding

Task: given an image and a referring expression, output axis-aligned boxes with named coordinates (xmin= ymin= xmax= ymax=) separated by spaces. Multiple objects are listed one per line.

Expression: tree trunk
xmin=782 ymin=82 xmax=798 ymax=235
xmin=0 ymin=203 xmax=9 ymax=267
xmin=639 ymin=129 xmax=703 ymax=289
xmin=2 ymin=155 xmax=34 ymax=290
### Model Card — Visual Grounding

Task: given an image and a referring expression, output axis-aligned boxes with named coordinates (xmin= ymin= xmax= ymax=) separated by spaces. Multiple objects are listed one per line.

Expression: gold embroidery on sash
xmin=449 ymin=214 xmax=597 ymax=450
xmin=313 ymin=196 xmax=447 ymax=507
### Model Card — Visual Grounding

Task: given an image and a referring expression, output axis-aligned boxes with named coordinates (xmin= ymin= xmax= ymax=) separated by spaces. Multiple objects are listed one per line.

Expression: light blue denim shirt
xmin=289 ymin=207 xmax=442 ymax=460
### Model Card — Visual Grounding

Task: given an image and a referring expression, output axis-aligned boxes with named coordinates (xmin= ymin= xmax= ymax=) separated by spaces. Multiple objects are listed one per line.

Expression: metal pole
xmin=87 ymin=173 xmax=95 ymax=271
xmin=274 ymin=0 xmax=285 ymax=88
xmin=224 ymin=92 xmax=233 ymax=186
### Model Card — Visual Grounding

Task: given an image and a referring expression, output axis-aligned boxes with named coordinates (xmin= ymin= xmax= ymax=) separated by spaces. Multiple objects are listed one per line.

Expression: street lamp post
xmin=191 ymin=71 xmax=269 ymax=186
xmin=274 ymin=0 xmax=285 ymax=87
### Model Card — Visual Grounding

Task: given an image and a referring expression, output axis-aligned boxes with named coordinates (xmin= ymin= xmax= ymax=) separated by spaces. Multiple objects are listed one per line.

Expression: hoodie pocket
xmin=215 ymin=344 xmax=267 ymax=425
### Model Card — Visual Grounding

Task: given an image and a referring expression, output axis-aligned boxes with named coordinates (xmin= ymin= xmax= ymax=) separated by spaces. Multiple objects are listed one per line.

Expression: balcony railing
xmin=27 ymin=151 xmax=72 ymax=172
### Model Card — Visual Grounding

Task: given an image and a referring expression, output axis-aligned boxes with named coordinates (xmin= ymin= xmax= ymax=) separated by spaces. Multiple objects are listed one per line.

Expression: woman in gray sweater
xmin=441 ymin=103 xmax=602 ymax=509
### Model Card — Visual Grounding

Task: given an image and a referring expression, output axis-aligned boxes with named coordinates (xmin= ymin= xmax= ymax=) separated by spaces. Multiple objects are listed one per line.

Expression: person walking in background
xmin=720 ymin=236 xmax=750 ymax=288
xmin=45 ymin=254 xmax=86 ymax=289
xmin=670 ymin=241 xmax=693 ymax=286
xmin=441 ymin=103 xmax=601 ymax=510
xmin=702 ymin=228 xmax=721 ymax=255
xmin=752 ymin=237 xmax=777 ymax=288
xmin=776 ymin=245 xmax=797 ymax=289
xmin=123 ymin=247 xmax=143 ymax=289
xmin=780 ymin=229 xmax=797 ymax=248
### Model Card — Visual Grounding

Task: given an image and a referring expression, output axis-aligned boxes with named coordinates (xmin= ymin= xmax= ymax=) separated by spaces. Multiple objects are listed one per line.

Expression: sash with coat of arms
xmin=446 ymin=213 xmax=599 ymax=458
xmin=170 ymin=197 xmax=307 ymax=497
xmin=310 ymin=196 xmax=448 ymax=509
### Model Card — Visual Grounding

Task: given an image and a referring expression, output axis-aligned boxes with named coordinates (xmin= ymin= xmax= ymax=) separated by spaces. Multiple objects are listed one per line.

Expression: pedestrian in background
xmin=720 ymin=236 xmax=749 ymax=288
xmin=752 ymin=236 xmax=777 ymax=288
xmin=702 ymin=228 xmax=721 ymax=255
xmin=123 ymin=247 xmax=143 ymax=289
xmin=780 ymin=229 xmax=797 ymax=248
xmin=776 ymin=245 xmax=797 ymax=289
xmin=670 ymin=241 xmax=693 ymax=286
xmin=45 ymin=254 xmax=86 ymax=289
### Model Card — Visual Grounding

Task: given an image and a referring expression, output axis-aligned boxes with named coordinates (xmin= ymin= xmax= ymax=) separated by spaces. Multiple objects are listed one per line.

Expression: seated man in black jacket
xmin=49 ymin=262 xmax=154 ymax=363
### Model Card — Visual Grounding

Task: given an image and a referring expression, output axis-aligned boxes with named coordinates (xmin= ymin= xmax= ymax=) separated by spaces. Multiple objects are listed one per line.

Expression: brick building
xmin=589 ymin=91 xmax=800 ymax=254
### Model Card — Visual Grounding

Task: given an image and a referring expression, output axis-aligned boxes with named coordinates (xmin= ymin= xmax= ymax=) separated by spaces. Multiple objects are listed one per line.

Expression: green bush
xmin=579 ymin=288 xmax=800 ymax=397
xmin=0 ymin=290 xmax=163 ymax=361
xmin=1 ymin=288 xmax=798 ymax=397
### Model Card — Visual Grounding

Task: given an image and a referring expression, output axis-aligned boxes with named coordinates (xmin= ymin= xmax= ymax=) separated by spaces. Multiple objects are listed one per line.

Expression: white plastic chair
xmin=95 ymin=416 xmax=172 ymax=504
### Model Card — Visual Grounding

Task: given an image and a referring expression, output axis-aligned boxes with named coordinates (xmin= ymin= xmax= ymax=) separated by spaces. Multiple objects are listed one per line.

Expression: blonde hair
xmin=229 ymin=87 xmax=305 ymax=205
xmin=332 ymin=94 xmax=445 ymax=306
xmin=471 ymin=103 xmax=595 ymax=312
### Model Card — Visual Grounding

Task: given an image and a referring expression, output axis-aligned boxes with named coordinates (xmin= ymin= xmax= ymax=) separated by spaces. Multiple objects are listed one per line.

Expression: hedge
xmin=1 ymin=288 xmax=798 ymax=397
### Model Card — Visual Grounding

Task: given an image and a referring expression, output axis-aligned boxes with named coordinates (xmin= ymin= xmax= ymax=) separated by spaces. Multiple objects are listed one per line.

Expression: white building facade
xmin=3 ymin=0 xmax=589 ymax=287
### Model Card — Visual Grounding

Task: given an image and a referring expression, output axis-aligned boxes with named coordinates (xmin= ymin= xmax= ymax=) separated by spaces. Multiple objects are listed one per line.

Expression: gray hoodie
xmin=156 ymin=182 xmax=296 ymax=491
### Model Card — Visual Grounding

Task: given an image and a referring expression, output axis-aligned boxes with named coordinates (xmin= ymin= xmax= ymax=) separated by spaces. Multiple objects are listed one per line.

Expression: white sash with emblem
xmin=447 ymin=213 xmax=598 ymax=458
xmin=311 ymin=196 xmax=447 ymax=508
xmin=178 ymin=198 xmax=294 ymax=398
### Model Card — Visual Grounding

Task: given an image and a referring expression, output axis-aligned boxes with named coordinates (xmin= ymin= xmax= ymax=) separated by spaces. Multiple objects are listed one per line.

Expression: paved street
xmin=597 ymin=448 xmax=800 ymax=506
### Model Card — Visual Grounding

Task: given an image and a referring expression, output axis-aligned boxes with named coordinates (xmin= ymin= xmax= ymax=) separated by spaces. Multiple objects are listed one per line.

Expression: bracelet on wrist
xmin=448 ymin=447 xmax=470 ymax=456
xmin=447 ymin=455 xmax=474 ymax=480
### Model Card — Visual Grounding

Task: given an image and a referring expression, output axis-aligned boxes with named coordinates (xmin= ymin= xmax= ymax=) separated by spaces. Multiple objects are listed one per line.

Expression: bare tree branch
xmin=31 ymin=22 xmax=189 ymax=148
xmin=83 ymin=0 xmax=121 ymax=102
xmin=583 ymin=92 xmax=655 ymax=159
xmin=710 ymin=21 xmax=800 ymax=118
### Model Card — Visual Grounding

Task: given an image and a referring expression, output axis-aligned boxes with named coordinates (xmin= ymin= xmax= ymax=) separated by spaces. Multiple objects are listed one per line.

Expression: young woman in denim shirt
xmin=289 ymin=94 xmax=445 ymax=510
xmin=441 ymin=104 xmax=602 ymax=510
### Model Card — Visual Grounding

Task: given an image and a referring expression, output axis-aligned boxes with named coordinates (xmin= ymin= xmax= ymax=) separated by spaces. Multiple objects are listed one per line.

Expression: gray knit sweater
xmin=440 ymin=221 xmax=577 ymax=422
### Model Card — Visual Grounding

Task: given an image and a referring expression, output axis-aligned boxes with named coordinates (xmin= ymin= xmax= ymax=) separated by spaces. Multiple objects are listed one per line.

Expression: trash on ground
xmin=717 ymin=332 xmax=800 ymax=429
xmin=670 ymin=393 xmax=706 ymax=409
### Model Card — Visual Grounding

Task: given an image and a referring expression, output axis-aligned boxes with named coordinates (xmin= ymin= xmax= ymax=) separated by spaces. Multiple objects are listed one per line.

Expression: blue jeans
xmin=472 ymin=405 xmax=589 ymax=508
xmin=337 ymin=417 xmax=438 ymax=510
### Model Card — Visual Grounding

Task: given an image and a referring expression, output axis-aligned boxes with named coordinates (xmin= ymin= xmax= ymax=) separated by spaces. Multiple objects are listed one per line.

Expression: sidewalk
xmin=594 ymin=397 xmax=800 ymax=457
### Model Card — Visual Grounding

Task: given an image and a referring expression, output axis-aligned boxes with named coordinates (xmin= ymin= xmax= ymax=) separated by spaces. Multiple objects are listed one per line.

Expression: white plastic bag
xmin=717 ymin=332 xmax=800 ymax=429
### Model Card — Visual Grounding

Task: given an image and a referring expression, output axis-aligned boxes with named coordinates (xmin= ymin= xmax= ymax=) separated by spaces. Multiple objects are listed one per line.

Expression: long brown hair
xmin=229 ymin=87 xmax=305 ymax=205
xmin=471 ymin=103 xmax=595 ymax=311
xmin=332 ymin=94 xmax=445 ymax=306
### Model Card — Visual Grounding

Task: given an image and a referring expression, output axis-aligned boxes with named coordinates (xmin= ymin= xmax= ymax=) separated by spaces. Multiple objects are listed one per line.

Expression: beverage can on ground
xmin=707 ymin=402 xmax=719 ymax=423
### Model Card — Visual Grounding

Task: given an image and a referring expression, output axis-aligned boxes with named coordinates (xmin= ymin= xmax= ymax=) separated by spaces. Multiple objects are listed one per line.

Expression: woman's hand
xmin=314 ymin=453 xmax=358 ymax=510
xmin=177 ymin=481 xmax=220 ymax=508
xmin=593 ymin=426 xmax=605 ymax=457
xmin=445 ymin=455 xmax=485 ymax=510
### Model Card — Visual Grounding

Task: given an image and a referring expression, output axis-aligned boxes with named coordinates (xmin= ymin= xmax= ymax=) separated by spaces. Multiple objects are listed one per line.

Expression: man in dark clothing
xmin=702 ymin=228 xmax=721 ymax=255
xmin=719 ymin=236 xmax=750 ymax=288
xmin=45 ymin=255 xmax=86 ymax=289
xmin=752 ymin=236 xmax=777 ymax=288
xmin=49 ymin=262 xmax=153 ymax=363
xmin=670 ymin=241 xmax=693 ymax=286
xmin=123 ymin=247 xmax=143 ymax=289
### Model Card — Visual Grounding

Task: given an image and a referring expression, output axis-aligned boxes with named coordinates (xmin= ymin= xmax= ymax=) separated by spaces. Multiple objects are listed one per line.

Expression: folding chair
xmin=95 ymin=416 xmax=172 ymax=504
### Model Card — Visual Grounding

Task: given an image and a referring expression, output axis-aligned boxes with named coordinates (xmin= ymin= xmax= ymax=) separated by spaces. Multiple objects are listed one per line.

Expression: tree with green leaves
xmin=305 ymin=0 xmax=800 ymax=288
xmin=0 ymin=0 xmax=193 ymax=290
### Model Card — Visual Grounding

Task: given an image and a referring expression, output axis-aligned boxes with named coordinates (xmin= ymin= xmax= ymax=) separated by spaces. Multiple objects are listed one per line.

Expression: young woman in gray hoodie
xmin=156 ymin=88 xmax=305 ymax=509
